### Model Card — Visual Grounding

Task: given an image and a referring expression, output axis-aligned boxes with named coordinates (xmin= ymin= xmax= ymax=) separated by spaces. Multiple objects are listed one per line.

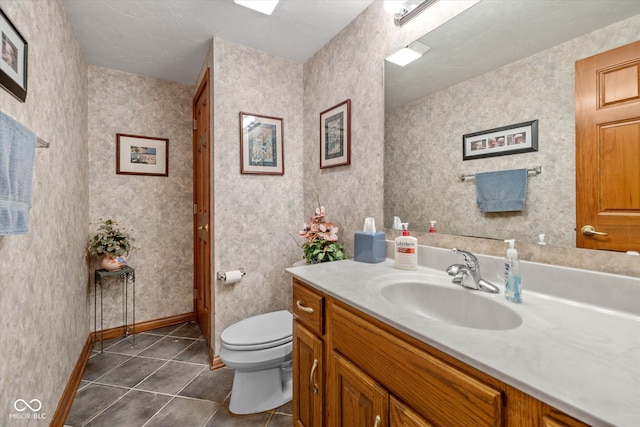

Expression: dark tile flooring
xmin=65 ymin=322 xmax=292 ymax=426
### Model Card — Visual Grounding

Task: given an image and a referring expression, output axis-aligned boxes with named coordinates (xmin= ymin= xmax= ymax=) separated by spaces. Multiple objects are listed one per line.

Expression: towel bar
xmin=458 ymin=166 xmax=541 ymax=181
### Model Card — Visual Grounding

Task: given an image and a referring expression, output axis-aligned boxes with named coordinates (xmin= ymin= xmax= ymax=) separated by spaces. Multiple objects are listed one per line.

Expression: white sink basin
xmin=380 ymin=279 xmax=522 ymax=330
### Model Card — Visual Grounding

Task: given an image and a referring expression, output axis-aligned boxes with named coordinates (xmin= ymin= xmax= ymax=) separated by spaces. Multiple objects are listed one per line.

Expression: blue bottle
xmin=504 ymin=239 xmax=522 ymax=303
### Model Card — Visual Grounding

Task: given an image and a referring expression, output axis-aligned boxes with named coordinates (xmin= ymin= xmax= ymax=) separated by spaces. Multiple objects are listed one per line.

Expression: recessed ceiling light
xmin=234 ymin=0 xmax=280 ymax=15
xmin=386 ymin=42 xmax=429 ymax=66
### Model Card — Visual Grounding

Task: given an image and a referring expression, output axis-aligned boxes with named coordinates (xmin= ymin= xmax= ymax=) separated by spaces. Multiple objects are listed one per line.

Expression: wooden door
xmin=576 ymin=40 xmax=640 ymax=251
xmin=293 ymin=321 xmax=324 ymax=427
xmin=329 ymin=351 xmax=388 ymax=427
xmin=193 ymin=68 xmax=211 ymax=344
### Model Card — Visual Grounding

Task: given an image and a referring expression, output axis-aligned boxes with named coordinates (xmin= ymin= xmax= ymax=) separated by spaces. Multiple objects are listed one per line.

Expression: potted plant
xmin=87 ymin=219 xmax=135 ymax=271
xmin=297 ymin=205 xmax=348 ymax=264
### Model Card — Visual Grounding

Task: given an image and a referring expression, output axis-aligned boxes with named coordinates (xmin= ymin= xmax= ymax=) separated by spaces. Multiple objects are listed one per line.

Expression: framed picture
xmin=320 ymin=99 xmax=351 ymax=168
xmin=463 ymin=120 xmax=538 ymax=161
xmin=240 ymin=112 xmax=284 ymax=175
xmin=0 ymin=8 xmax=27 ymax=102
xmin=116 ymin=133 xmax=169 ymax=176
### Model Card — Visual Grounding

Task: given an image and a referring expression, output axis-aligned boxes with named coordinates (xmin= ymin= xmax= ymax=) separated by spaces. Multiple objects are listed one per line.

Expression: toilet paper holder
xmin=216 ymin=268 xmax=246 ymax=281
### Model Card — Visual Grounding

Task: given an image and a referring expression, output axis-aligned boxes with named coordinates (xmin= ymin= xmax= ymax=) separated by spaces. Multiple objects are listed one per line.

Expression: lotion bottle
xmin=395 ymin=223 xmax=417 ymax=271
xmin=504 ymin=239 xmax=522 ymax=303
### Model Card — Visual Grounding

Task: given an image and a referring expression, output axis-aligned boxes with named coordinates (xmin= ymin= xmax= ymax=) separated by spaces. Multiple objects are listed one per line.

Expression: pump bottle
xmin=504 ymin=239 xmax=522 ymax=303
xmin=394 ymin=223 xmax=417 ymax=271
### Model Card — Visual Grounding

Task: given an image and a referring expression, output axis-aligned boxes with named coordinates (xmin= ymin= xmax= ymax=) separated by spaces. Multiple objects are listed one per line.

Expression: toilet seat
xmin=221 ymin=310 xmax=292 ymax=351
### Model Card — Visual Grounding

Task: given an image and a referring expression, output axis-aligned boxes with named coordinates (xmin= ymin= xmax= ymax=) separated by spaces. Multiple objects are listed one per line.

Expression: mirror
xmin=384 ymin=0 xmax=640 ymax=248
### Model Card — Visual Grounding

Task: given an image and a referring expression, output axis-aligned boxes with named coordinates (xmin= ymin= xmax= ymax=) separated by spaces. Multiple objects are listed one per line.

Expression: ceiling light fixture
xmin=234 ymin=0 xmax=280 ymax=16
xmin=388 ymin=0 xmax=439 ymax=27
xmin=385 ymin=41 xmax=430 ymax=66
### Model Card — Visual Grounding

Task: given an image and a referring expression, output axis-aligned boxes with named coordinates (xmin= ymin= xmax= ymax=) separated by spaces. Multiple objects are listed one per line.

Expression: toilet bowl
xmin=219 ymin=310 xmax=293 ymax=414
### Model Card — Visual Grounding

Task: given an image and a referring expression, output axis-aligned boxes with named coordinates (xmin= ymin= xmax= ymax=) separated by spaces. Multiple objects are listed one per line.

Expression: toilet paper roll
xmin=224 ymin=270 xmax=243 ymax=284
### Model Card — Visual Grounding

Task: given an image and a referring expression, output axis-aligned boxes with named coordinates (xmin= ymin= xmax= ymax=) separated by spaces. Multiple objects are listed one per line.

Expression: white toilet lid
xmin=221 ymin=310 xmax=293 ymax=351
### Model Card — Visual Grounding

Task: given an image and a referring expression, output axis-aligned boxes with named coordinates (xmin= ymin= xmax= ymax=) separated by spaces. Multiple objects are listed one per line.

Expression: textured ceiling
xmin=62 ymin=0 xmax=375 ymax=86
xmin=61 ymin=0 xmax=640 ymax=104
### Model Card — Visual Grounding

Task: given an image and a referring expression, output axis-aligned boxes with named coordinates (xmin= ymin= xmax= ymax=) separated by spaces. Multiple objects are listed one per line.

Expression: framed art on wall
xmin=320 ymin=99 xmax=351 ymax=168
xmin=0 ymin=8 xmax=28 ymax=102
xmin=240 ymin=112 xmax=284 ymax=175
xmin=116 ymin=133 xmax=169 ymax=176
xmin=463 ymin=120 xmax=538 ymax=160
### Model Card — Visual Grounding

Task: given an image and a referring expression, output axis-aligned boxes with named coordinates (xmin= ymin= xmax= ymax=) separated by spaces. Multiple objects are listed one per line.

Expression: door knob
xmin=198 ymin=224 xmax=209 ymax=231
xmin=580 ymin=225 xmax=608 ymax=236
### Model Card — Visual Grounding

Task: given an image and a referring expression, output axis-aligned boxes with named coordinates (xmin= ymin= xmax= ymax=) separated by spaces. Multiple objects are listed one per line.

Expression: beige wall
xmin=87 ymin=66 xmax=194 ymax=329
xmin=303 ymin=2 xmax=386 ymax=257
xmin=211 ymin=38 xmax=304 ymax=351
xmin=0 ymin=0 xmax=89 ymax=421
xmin=385 ymin=12 xmax=640 ymax=250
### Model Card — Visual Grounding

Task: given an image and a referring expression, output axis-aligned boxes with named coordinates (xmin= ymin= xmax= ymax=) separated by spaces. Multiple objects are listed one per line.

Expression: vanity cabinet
xmin=292 ymin=278 xmax=590 ymax=427
xmin=292 ymin=279 xmax=325 ymax=427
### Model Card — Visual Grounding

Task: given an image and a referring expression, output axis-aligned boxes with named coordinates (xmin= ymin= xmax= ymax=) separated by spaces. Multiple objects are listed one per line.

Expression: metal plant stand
xmin=94 ymin=266 xmax=136 ymax=354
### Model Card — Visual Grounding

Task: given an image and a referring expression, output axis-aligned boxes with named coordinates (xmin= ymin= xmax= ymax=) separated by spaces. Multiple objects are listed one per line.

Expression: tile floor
xmin=65 ymin=322 xmax=292 ymax=426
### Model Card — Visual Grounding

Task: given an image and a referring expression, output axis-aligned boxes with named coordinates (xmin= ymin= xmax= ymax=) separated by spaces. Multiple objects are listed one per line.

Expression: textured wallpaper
xmin=87 ymin=66 xmax=194 ymax=329
xmin=0 ymin=0 xmax=89 ymax=422
xmin=303 ymin=2 xmax=387 ymax=258
xmin=385 ymin=12 xmax=640 ymax=249
xmin=211 ymin=38 xmax=304 ymax=352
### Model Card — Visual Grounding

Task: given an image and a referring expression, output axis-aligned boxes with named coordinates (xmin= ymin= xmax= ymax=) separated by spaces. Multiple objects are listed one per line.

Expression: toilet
xmin=219 ymin=310 xmax=293 ymax=414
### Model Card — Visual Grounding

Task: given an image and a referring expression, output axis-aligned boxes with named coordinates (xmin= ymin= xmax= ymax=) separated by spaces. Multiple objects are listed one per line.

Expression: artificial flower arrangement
xmin=87 ymin=219 xmax=135 ymax=271
xmin=298 ymin=205 xmax=348 ymax=264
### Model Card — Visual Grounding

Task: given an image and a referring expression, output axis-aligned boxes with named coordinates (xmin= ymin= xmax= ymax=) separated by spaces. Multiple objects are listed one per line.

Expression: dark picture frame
xmin=463 ymin=120 xmax=538 ymax=161
xmin=239 ymin=112 xmax=284 ymax=175
xmin=319 ymin=99 xmax=351 ymax=168
xmin=116 ymin=133 xmax=169 ymax=177
xmin=0 ymin=8 xmax=27 ymax=102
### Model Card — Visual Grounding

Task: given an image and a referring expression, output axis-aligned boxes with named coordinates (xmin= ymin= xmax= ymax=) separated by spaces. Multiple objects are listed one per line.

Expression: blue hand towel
xmin=475 ymin=168 xmax=528 ymax=212
xmin=0 ymin=111 xmax=36 ymax=235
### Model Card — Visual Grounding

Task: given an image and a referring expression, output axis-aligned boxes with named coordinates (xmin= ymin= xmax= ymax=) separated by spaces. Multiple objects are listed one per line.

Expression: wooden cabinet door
xmin=390 ymin=396 xmax=435 ymax=427
xmin=329 ymin=351 xmax=388 ymax=427
xmin=293 ymin=320 xmax=323 ymax=427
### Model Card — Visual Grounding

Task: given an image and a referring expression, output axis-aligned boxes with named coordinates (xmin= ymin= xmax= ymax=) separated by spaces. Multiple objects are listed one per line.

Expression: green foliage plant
xmin=87 ymin=219 xmax=135 ymax=258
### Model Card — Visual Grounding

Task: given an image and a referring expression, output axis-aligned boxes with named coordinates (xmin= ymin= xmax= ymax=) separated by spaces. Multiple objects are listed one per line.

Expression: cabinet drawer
xmin=292 ymin=279 xmax=324 ymax=335
xmin=329 ymin=300 xmax=503 ymax=427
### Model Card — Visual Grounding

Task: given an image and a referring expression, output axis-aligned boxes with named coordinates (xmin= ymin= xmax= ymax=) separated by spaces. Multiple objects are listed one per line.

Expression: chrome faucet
xmin=446 ymin=248 xmax=500 ymax=293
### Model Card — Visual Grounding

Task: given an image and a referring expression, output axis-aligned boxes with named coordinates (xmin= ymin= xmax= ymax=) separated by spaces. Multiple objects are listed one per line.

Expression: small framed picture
xmin=0 ymin=8 xmax=28 ymax=102
xmin=240 ymin=112 xmax=284 ymax=175
xmin=463 ymin=120 xmax=538 ymax=160
xmin=320 ymin=99 xmax=351 ymax=168
xmin=116 ymin=133 xmax=169 ymax=176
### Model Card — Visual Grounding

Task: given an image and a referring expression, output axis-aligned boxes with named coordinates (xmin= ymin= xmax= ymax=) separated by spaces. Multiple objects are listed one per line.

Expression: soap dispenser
xmin=394 ymin=223 xmax=417 ymax=271
xmin=504 ymin=239 xmax=522 ymax=303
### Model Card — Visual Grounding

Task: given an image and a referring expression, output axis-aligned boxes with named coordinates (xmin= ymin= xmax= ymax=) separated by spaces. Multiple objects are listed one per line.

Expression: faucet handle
xmin=452 ymin=248 xmax=478 ymax=269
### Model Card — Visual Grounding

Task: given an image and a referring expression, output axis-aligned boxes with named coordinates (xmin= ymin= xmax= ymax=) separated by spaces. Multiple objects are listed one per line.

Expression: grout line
xmin=140 ymin=395 xmax=176 ymax=427
xmin=139 ymin=364 xmax=209 ymax=427
xmin=70 ymin=324 xmax=244 ymax=426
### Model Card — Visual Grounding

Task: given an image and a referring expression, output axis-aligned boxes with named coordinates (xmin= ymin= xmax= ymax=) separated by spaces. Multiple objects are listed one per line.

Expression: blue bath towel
xmin=475 ymin=168 xmax=528 ymax=212
xmin=0 ymin=111 xmax=36 ymax=235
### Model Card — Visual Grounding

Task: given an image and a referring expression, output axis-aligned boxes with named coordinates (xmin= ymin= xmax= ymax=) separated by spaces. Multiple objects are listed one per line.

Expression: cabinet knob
xmin=374 ymin=415 xmax=381 ymax=427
